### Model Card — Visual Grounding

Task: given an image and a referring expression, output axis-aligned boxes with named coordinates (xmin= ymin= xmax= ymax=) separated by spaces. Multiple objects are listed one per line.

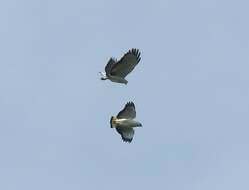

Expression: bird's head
xmin=99 ymin=72 xmax=107 ymax=80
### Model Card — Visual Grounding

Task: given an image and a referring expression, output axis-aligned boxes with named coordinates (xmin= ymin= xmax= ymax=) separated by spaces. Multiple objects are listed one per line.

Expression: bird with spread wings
xmin=100 ymin=49 xmax=141 ymax=85
xmin=110 ymin=102 xmax=142 ymax=143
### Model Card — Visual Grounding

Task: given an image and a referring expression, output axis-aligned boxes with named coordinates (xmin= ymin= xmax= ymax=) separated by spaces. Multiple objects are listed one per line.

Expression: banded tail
xmin=110 ymin=116 xmax=115 ymax=128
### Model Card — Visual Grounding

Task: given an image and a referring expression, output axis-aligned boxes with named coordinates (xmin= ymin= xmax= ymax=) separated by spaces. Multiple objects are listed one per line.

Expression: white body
xmin=111 ymin=118 xmax=142 ymax=128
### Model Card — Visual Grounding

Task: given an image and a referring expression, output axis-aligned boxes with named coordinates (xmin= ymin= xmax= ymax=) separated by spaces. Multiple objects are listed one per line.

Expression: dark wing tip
xmin=125 ymin=101 xmax=135 ymax=109
xmin=121 ymin=136 xmax=133 ymax=143
xmin=128 ymin=48 xmax=141 ymax=63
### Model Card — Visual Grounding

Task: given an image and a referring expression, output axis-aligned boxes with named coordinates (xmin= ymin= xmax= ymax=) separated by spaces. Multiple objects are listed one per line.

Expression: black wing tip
xmin=122 ymin=137 xmax=133 ymax=143
xmin=126 ymin=101 xmax=135 ymax=108
xmin=128 ymin=48 xmax=141 ymax=63
xmin=107 ymin=57 xmax=116 ymax=65
xmin=130 ymin=48 xmax=140 ymax=52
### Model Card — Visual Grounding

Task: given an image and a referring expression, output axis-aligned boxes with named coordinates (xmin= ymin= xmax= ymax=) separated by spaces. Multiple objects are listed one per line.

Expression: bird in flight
xmin=100 ymin=49 xmax=141 ymax=85
xmin=110 ymin=102 xmax=142 ymax=143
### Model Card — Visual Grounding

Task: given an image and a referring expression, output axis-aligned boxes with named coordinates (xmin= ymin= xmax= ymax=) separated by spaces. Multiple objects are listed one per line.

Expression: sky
xmin=0 ymin=0 xmax=249 ymax=189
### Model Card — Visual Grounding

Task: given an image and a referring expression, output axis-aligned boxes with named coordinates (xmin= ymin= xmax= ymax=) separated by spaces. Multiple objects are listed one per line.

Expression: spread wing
xmin=105 ymin=58 xmax=116 ymax=76
xmin=110 ymin=49 xmax=141 ymax=78
xmin=116 ymin=127 xmax=134 ymax=143
xmin=117 ymin=102 xmax=136 ymax=119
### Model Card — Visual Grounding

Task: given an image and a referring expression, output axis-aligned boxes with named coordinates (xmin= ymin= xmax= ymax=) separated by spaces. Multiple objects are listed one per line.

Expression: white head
xmin=99 ymin=72 xmax=108 ymax=80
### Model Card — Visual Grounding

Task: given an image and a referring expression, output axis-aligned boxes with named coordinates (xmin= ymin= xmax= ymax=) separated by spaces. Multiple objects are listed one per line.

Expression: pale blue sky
xmin=0 ymin=0 xmax=249 ymax=189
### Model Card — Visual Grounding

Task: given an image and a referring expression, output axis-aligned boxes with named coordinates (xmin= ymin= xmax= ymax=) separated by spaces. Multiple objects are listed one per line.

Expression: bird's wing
xmin=105 ymin=58 xmax=116 ymax=76
xmin=110 ymin=49 xmax=141 ymax=78
xmin=116 ymin=127 xmax=134 ymax=143
xmin=117 ymin=102 xmax=136 ymax=119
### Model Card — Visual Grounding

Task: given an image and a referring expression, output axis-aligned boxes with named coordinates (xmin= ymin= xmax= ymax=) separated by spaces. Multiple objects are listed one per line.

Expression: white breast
xmin=116 ymin=118 xmax=141 ymax=128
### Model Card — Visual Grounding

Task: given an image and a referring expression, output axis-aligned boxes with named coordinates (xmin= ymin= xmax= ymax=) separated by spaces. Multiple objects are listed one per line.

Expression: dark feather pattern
xmin=116 ymin=127 xmax=134 ymax=143
xmin=110 ymin=48 xmax=141 ymax=78
xmin=117 ymin=101 xmax=136 ymax=119
xmin=105 ymin=58 xmax=116 ymax=77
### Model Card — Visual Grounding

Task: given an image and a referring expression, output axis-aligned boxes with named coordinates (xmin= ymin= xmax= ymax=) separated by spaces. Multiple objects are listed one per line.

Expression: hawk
xmin=100 ymin=49 xmax=141 ymax=84
xmin=110 ymin=102 xmax=142 ymax=143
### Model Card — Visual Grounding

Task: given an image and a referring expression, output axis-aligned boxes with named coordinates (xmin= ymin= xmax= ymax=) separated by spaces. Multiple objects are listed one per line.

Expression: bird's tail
xmin=136 ymin=122 xmax=142 ymax=127
xmin=110 ymin=116 xmax=115 ymax=128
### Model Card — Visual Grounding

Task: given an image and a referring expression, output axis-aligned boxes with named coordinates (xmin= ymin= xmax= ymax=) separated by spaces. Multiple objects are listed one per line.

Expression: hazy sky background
xmin=0 ymin=0 xmax=249 ymax=189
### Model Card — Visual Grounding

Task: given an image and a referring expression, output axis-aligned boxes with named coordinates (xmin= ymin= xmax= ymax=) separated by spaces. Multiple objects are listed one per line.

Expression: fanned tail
xmin=110 ymin=116 xmax=115 ymax=128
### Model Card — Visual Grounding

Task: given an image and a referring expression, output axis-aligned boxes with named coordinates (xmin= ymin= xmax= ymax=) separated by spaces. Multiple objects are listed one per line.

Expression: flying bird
xmin=110 ymin=102 xmax=142 ymax=143
xmin=100 ymin=49 xmax=141 ymax=84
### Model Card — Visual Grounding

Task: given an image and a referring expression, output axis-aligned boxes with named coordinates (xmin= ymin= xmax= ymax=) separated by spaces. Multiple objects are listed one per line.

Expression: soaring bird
xmin=110 ymin=102 xmax=142 ymax=143
xmin=100 ymin=49 xmax=141 ymax=84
